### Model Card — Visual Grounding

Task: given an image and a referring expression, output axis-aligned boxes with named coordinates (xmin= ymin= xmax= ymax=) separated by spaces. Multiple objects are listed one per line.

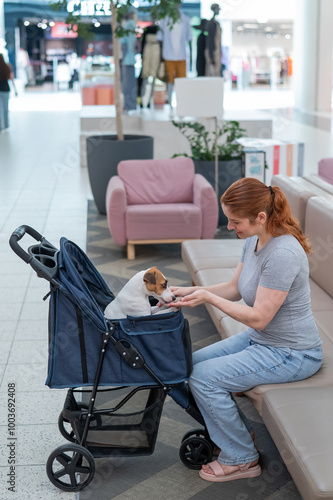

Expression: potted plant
xmin=51 ymin=0 xmax=181 ymax=214
xmin=172 ymin=119 xmax=247 ymax=224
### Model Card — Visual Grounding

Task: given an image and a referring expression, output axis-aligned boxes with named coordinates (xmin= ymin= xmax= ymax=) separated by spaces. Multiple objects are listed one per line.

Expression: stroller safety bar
xmin=9 ymin=225 xmax=59 ymax=282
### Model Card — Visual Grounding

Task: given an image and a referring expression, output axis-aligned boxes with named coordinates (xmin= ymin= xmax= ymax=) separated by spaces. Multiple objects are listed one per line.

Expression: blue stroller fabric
xmin=46 ymin=238 xmax=193 ymax=389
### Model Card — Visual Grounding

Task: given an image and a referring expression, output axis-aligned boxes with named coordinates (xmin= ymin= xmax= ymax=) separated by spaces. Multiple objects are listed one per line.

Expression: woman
xmin=0 ymin=53 xmax=17 ymax=131
xmin=170 ymin=178 xmax=322 ymax=483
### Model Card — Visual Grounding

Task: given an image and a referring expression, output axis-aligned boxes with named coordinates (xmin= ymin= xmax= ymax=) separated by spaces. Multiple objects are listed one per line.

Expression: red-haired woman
xmin=170 ymin=178 xmax=322 ymax=483
xmin=0 ymin=54 xmax=17 ymax=132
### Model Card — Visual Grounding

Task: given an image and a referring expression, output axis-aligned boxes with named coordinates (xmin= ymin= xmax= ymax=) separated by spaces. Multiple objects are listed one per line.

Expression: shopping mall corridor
xmin=0 ymin=86 xmax=333 ymax=499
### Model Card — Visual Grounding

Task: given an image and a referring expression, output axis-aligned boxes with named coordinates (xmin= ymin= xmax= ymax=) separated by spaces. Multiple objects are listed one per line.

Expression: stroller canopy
xmin=56 ymin=238 xmax=114 ymax=332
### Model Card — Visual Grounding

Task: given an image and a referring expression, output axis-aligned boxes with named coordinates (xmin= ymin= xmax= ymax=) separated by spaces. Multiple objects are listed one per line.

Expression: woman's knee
xmin=189 ymin=364 xmax=209 ymax=393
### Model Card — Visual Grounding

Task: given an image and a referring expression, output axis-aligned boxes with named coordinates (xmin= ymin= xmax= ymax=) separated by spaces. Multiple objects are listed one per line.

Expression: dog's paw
xmin=151 ymin=304 xmax=180 ymax=315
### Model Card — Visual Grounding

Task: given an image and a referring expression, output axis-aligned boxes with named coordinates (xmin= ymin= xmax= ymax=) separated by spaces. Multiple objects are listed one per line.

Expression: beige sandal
xmin=199 ymin=460 xmax=261 ymax=482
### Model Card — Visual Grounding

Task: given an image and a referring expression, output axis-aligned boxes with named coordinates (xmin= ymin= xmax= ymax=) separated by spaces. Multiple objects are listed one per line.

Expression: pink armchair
xmin=105 ymin=157 xmax=218 ymax=259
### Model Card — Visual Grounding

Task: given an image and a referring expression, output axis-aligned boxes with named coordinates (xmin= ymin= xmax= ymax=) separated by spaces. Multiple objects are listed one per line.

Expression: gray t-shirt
xmin=238 ymin=234 xmax=321 ymax=349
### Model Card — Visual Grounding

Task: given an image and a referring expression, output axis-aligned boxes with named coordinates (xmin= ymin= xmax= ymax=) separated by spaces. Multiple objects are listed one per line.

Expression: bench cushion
xmin=271 ymin=175 xmax=316 ymax=232
xmin=304 ymin=173 xmax=333 ymax=194
xmin=196 ymin=268 xmax=236 ymax=334
xmin=245 ymin=324 xmax=333 ymax=415
xmin=306 ymin=197 xmax=333 ymax=298
xmin=310 ymin=279 xmax=333 ymax=312
xmin=181 ymin=239 xmax=244 ymax=284
xmin=262 ymin=387 xmax=333 ymax=500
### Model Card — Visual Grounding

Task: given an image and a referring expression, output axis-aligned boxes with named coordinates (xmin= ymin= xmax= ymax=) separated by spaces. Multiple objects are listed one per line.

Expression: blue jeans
xmin=189 ymin=330 xmax=323 ymax=466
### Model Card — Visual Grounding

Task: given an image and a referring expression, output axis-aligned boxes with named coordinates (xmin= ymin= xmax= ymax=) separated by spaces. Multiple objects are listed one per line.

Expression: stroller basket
xmin=63 ymin=386 xmax=167 ymax=457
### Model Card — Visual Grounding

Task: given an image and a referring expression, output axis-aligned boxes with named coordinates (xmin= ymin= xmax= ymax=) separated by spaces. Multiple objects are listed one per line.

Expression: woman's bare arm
xmin=170 ymin=262 xmax=243 ymax=302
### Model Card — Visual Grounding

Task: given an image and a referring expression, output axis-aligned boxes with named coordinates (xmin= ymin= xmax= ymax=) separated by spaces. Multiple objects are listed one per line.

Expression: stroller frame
xmin=10 ymin=225 xmax=214 ymax=492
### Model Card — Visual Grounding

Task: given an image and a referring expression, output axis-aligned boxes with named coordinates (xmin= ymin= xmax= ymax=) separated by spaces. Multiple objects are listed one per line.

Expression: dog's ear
xmin=143 ymin=268 xmax=157 ymax=285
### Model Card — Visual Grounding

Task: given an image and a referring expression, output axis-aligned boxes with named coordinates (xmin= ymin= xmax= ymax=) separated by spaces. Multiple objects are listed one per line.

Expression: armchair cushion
xmin=118 ymin=157 xmax=195 ymax=205
xmin=105 ymin=176 xmax=127 ymax=246
xmin=193 ymin=173 xmax=219 ymax=239
xmin=318 ymin=158 xmax=333 ymax=184
xmin=126 ymin=203 xmax=202 ymax=241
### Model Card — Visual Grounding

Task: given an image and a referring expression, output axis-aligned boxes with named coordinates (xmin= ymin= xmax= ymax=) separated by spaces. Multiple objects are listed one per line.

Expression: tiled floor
xmin=0 ymin=86 xmax=332 ymax=499
xmin=0 ymin=90 xmax=89 ymax=500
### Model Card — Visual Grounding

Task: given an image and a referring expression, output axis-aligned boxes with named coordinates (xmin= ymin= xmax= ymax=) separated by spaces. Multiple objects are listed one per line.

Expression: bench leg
xmin=127 ymin=243 xmax=135 ymax=260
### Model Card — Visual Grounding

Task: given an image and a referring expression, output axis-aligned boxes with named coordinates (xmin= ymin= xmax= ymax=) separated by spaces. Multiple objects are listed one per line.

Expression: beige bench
xmin=181 ymin=175 xmax=333 ymax=500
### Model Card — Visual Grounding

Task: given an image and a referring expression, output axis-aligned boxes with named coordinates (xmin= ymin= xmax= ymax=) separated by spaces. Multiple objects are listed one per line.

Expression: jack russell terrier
xmin=104 ymin=267 xmax=177 ymax=320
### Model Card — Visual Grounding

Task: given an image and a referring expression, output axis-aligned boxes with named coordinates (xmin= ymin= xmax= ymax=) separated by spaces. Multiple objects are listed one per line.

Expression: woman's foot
xmin=199 ymin=459 xmax=261 ymax=482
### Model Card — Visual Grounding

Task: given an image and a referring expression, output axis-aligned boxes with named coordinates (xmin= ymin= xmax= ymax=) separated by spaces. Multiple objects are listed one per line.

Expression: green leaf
xmin=172 ymin=119 xmax=247 ymax=161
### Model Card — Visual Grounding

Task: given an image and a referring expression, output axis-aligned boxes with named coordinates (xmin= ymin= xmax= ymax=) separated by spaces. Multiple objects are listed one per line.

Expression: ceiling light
xmin=94 ymin=21 xmax=101 ymax=27
xmin=285 ymin=34 xmax=291 ymax=39
xmin=236 ymin=26 xmax=244 ymax=31
xmin=243 ymin=23 xmax=259 ymax=29
xmin=49 ymin=21 xmax=55 ymax=27
xmin=265 ymin=26 xmax=272 ymax=32
xmin=24 ymin=21 xmax=30 ymax=26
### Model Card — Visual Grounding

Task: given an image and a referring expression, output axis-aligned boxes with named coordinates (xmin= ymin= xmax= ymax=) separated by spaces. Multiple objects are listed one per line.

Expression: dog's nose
xmin=171 ymin=295 xmax=177 ymax=301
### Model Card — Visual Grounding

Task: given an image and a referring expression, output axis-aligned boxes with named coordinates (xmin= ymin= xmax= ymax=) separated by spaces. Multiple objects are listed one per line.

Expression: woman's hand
xmin=169 ymin=286 xmax=197 ymax=298
xmin=169 ymin=289 xmax=212 ymax=309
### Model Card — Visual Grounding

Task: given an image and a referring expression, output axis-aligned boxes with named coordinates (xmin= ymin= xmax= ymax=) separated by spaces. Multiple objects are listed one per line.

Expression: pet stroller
xmin=10 ymin=225 xmax=214 ymax=492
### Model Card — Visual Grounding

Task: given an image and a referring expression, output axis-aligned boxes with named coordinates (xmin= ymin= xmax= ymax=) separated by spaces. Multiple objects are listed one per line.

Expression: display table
xmin=80 ymin=106 xmax=273 ymax=167
xmin=237 ymin=137 xmax=304 ymax=185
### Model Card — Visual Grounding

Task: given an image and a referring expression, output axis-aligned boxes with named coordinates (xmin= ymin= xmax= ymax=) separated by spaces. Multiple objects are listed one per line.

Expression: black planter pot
xmin=86 ymin=134 xmax=154 ymax=214
xmin=193 ymin=158 xmax=243 ymax=226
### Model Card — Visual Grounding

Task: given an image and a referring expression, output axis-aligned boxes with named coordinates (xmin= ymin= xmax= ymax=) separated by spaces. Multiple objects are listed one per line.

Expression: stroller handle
xmin=9 ymin=225 xmax=59 ymax=282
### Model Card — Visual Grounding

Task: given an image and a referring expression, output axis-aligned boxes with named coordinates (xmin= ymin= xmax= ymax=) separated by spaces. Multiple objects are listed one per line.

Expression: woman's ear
xmin=257 ymin=211 xmax=267 ymax=225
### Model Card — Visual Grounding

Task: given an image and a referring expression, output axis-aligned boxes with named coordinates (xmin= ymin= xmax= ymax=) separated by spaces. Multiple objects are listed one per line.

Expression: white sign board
xmin=175 ymin=77 xmax=224 ymax=118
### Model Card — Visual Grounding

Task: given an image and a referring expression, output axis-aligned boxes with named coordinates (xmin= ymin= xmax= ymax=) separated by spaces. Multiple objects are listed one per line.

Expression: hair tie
xmin=269 ymin=185 xmax=274 ymax=195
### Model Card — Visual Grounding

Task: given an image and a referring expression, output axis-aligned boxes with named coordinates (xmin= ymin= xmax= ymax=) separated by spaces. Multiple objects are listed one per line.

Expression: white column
xmin=0 ymin=0 xmax=5 ymax=53
xmin=294 ymin=0 xmax=333 ymax=112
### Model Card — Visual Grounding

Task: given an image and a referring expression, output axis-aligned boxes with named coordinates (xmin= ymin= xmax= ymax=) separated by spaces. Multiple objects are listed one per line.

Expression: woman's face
xmin=222 ymin=203 xmax=262 ymax=239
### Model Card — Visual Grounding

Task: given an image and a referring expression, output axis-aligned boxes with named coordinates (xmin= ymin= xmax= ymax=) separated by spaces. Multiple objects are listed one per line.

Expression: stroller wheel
xmin=181 ymin=428 xmax=206 ymax=443
xmin=46 ymin=444 xmax=95 ymax=492
xmin=179 ymin=436 xmax=213 ymax=470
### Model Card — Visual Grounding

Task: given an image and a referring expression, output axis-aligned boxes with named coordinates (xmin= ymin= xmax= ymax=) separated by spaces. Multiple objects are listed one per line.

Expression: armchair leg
xmin=127 ymin=243 xmax=135 ymax=260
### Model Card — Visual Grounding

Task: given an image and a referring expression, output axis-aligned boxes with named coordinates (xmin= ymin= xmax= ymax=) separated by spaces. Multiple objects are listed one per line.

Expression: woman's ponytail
xmin=267 ymin=185 xmax=311 ymax=254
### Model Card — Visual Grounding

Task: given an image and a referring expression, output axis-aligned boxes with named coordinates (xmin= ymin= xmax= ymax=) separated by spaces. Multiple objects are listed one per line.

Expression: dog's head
xmin=143 ymin=267 xmax=176 ymax=304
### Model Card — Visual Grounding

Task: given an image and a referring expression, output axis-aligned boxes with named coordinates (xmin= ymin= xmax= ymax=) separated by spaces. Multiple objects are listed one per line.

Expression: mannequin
xmin=120 ymin=9 xmax=137 ymax=111
xmin=156 ymin=5 xmax=192 ymax=115
xmin=205 ymin=3 xmax=222 ymax=77
xmin=138 ymin=18 xmax=160 ymax=108
xmin=194 ymin=19 xmax=207 ymax=77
